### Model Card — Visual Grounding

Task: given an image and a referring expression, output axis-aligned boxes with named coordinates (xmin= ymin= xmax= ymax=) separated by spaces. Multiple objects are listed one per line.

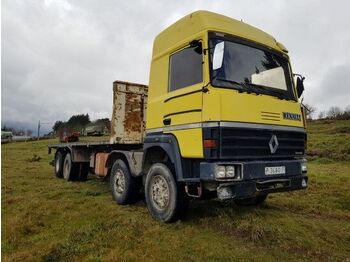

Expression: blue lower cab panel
xmin=216 ymin=175 xmax=308 ymax=200
xmin=199 ymin=159 xmax=307 ymax=200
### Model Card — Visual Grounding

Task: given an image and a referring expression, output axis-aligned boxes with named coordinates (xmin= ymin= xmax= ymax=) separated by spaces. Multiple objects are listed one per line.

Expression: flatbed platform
xmin=48 ymin=141 xmax=143 ymax=154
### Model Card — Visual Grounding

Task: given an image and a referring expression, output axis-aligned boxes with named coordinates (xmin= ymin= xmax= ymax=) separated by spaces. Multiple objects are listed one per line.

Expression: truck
xmin=49 ymin=10 xmax=308 ymax=222
xmin=1 ymin=131 xmax=13 ymax=143
xmin=82 ymin=124 xmax=107 ymax=136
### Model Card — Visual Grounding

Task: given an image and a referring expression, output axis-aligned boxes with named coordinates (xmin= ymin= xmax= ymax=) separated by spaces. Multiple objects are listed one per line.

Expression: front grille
xmin=219 ymin=127 xmax=306 ymax=159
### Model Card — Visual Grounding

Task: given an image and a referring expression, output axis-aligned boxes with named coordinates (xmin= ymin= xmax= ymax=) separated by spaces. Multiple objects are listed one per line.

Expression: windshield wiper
xmin=215 ymin=77 xmax=242 ymax=87
xmin=214 ymin=78 xmax=258 ymax=94
xmin=244 ymin=82 xmax=289 ymax=100
xmin=213 ymin=77 xmax=289 ymax=99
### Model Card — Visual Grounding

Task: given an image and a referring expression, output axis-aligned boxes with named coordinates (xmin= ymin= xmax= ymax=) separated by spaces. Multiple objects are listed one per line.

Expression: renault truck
xmin=49 ymin=11 xmax=308 ymax=222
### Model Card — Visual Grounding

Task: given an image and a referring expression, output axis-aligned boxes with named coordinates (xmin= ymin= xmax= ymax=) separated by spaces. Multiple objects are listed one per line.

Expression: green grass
xmin=2 ymin=123 xmax=350 ymax=261
xmin=307 ymin=120 xmax=350 ymax=161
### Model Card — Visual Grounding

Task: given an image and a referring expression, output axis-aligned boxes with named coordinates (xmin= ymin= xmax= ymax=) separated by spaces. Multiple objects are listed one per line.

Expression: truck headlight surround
xmin=215 ymin=165 xmax=242 ymax=180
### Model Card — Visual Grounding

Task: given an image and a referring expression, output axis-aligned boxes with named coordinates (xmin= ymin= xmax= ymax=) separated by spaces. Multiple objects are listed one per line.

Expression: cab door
xmin=163 ymin=41 xmax=205 ymax=158
xmin=163 ymin=42 xmax=204 ymax=128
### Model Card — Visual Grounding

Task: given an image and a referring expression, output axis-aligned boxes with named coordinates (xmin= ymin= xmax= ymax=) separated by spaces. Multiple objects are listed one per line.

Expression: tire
xmin=234 ymin=194 xmax=268 ymax=206
xmin=62 ymin=153 xmax=78 ymax=181
xmin=145 ymin=163 xmax=189 ymax=223
xmin=110 ymin=159 xmax=140 ymax=205
xmin=54 ymin=151 xmax=65 ymax=178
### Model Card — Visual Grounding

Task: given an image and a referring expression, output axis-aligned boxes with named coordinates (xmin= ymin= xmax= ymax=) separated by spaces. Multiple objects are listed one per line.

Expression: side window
xmin=169 ymin=46 xmax=203 ymax=91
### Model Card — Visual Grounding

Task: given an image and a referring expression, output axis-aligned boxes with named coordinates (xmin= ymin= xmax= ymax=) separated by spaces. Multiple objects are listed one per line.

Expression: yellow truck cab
xmin=143 ymin=10 xmax=307 ymax=220
xmin=49 ymin=11 xmax=308 ymax=223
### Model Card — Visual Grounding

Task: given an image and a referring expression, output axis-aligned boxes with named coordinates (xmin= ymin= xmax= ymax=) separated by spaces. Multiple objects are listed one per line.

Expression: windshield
xmin=209 ymin=35 xmax=296 ymax=100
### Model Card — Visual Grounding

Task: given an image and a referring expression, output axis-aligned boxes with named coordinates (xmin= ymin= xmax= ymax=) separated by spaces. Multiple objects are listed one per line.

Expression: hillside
xmin=1 ymin=120 xmax=350 ymax=261
xmin=307 ymin=120 xmax=350 ymax=161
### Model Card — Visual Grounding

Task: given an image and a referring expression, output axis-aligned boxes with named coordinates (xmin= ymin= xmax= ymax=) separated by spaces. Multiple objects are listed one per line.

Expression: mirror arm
xmin=293 ymin=73 xmax=305 ymax=81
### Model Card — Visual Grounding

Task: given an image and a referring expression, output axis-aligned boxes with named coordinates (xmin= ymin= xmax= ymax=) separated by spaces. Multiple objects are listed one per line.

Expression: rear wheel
xmin=110 ymin=159 xmax=140 ymax=205
xmin=63 ymin=153 xmax=78 ymax=181
xmin=54 ymin=151 xmax=65 ymax=178
xmin=145 ymin=163 xmax=188 ymax=223
xmin=234 ymin=194 xmax=268 ymax=206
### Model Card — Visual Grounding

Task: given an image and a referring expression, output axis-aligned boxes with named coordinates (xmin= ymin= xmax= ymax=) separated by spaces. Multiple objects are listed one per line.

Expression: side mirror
xmin=212 ymin=42 xmax=225 ymax=70
xmin=295 ymin=74 xmax=305 ymax=98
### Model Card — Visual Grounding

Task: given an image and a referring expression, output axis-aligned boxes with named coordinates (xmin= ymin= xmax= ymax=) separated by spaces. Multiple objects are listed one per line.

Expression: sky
xmin=1 ymin=0 xmax=350 ymax=134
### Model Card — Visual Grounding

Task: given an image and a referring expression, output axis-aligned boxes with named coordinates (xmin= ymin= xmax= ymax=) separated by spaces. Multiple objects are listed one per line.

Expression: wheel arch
xmin=106 ymin=151 xmax=130 ymax=175
xmin=143 ymin=134 xmax=184 ymax=181
xmin=54 ymin=146 xmax=71 ymax=158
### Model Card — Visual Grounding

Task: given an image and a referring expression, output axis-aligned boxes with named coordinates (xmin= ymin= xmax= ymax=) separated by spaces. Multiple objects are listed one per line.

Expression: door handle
xmin=163 ymin=118 xmax=171 ymax=125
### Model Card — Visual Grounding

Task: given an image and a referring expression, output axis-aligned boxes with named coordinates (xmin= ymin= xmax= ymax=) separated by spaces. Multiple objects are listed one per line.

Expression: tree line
xmin=304 ymin=104 xmax=350 ymax=120
xmin=52 ymin=114 xmax=110 ymax=134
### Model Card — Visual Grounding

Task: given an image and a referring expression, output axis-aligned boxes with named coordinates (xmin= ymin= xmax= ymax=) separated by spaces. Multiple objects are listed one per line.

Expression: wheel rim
xmin=151 ymin=175 xmax=170 ymax=210
xmin=114 ymin=169 xmax=125 ymax=194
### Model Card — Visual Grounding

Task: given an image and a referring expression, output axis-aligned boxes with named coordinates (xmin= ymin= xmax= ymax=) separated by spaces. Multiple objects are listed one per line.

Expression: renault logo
xmin=269 ymin=135 xmax=279 ymax=154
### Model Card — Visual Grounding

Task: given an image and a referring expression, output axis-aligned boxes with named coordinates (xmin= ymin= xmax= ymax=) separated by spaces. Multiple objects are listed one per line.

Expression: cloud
xmin=311 ymin=64 xmax=350 ymax=109
xmin=2 ymin=0 xmax=350 ymax=132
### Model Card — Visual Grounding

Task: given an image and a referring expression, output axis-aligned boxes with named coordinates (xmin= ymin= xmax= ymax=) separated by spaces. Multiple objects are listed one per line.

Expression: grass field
xmin=2 ymin=121 xmax=350 ymax=261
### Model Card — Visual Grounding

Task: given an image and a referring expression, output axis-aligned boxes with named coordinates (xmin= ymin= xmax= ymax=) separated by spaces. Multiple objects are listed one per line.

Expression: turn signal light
xmin=203 ymin=139 xmax=217 ymax=148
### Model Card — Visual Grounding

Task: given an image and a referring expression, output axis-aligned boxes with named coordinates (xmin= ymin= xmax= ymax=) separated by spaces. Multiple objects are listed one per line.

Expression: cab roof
xmin=153 ymin=10 xmax=287 ymax=58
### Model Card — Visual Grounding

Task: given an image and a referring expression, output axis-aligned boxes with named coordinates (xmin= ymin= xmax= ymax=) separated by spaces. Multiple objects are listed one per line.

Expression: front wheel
xmin=145 ymin=163 xmax=188 ymax=223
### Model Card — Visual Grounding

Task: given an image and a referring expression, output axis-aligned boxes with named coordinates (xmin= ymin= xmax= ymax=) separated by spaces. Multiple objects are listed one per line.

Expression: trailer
xmin=49 ymin=11 xmax=308 ymax=222
xmin=49 ymin=81 xmax=146 ymax=182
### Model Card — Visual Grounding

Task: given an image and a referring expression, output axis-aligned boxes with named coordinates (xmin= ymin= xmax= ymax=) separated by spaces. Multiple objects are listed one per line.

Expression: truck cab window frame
xmin=208 ymin=32 xmax=296 ymax=101
xmin=168 ymin=44 xmax=203 ymax=92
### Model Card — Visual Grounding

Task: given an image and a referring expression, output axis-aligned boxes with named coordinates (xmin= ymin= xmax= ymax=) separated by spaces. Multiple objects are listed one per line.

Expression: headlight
xmin=225 ymin=166 xmax=235 ymax=177
xmin=215 ymin=165 xmax=226 ymax=178
xmin=301 ymin=162 xmax=307 ymax=172
xmin=215 ymin=165 xmax=242 ymax=180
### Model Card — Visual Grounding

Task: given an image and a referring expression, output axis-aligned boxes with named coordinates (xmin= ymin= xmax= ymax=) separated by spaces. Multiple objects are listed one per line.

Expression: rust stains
xmin=110 ymin=81 xmax=148 ymax=144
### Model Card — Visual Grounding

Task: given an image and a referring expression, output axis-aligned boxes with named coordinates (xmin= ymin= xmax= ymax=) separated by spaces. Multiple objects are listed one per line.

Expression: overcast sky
xmin=2 ymin=0 xmax=350 ymax=133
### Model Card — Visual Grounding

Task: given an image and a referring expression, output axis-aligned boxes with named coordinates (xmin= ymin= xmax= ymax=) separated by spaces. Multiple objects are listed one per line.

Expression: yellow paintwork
xmin=203 ymin=88 xmax=304 ymax=128
xmin=170 ymin=128 xmax=203 ymax=158
xmin=146 ymin=10 xmax=304 ymax=159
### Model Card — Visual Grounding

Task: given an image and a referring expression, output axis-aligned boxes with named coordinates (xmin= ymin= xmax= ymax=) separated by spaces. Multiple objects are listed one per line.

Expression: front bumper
xmin=200 ymin=159 xmax=308 ymax=200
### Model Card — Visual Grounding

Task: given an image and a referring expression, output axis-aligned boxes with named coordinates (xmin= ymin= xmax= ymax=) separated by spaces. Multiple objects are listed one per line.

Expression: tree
xmin=327 ymin=106 xmax=342 ymax=119
xmin=1 ymin=125 xmax=10 ymax=131
xmin=52 ymin=121 xmax=65 ymax=133
xmin=303 ymin=103 xmax=316 ymax=120
xmin=342 ymin=105 xmax=350 ymax=120
xmin=52 ymin=114 xmax=91 ymax=134
xmin=95 ymin=118 xmax=110 ymax=127
xmin=66 ymin=114 xmax=90 ymax=129
xmin=318 ymin=111 xmax=326 ymax=119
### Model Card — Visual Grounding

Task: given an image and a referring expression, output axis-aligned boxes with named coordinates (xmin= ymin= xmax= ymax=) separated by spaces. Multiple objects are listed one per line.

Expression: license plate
xmin=265 ymin=166 xmax=286 ymax=175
